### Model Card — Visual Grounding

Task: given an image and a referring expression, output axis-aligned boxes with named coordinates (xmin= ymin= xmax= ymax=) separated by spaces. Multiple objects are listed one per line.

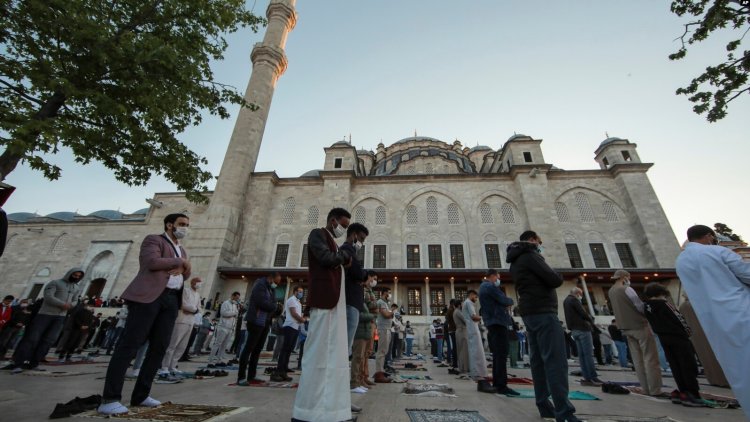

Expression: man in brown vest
xmin=292 ymin=208 xmax=355 ymax=422
xmin=607 ymin=270 xmax=662 ymax=396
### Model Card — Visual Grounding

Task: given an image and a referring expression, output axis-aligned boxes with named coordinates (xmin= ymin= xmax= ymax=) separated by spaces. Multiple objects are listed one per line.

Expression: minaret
xmin=189 ymin=0 xmax=296 ymax=297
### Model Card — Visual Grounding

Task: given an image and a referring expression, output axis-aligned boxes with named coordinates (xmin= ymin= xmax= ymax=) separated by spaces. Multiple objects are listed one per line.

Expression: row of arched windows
xmin=556 ymin=193 xmax=619 ymax=223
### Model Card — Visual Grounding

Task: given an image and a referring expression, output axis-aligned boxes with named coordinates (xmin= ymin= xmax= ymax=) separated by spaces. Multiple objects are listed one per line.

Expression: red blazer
xmin=0 ymin=305 xmax=11 ymax=327
xmin=306 ymin=228 xmax=350 ymax=309
xmin=121 ymin=234 xmax=189 ymax=304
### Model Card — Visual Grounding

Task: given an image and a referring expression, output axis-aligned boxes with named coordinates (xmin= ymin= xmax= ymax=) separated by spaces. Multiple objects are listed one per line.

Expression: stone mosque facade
xmin=0 ymin=0 xmax=682 ymax=334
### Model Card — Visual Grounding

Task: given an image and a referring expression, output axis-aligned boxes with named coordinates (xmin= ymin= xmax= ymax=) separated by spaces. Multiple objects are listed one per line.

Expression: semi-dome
xmin=356 ymin=149 xmax=374 ymax=155
xmin=7 ymin=212 xmax=40 ymax=223
xmin=45 ymin=211 xmax=78 ymax=221
xmin=88 ymin=210 xmax=124 ymax=220
xmin=300 ymin=169 xmax=322 ymax=177
xmin=329 ymin=140 xmax=352 ymax=148
xmin=468 ymin=145 xmax=492 ymax=153
xmin=131 ymin=208 xmax=149 ymax=215
xmin=507 ymin=134 xmax=532 ymax=142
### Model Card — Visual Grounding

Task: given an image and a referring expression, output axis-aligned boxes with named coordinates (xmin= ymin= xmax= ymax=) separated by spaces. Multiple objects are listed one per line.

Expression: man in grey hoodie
xmin=5 ymin=267 xmax=83 ymax=372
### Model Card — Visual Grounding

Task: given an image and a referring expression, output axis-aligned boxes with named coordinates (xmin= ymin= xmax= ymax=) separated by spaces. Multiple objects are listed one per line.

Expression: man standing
xmin=608 ymin=320 xmax=628 ymax=368
xmin=192 ymin=312 xmax=212 ymax=356
xmin=5 ymin=268 xmax=82 ymax=372
xmin=0 ymin=299 xmax=30 ymax=359
xmin=446 ymin=301 xmax=458 ymax=368
xmin=463 ymin=290 xmax=491 ymax=391
xmin=676 ymin=224 xmax=750 ymax=417
xmin=608 ymin=270 xmax=662 ymax=396
xmin=273 ymin=285 xmax=305 ymax=382
xmin=340 ymin=223 xmax=369 ymax=356
xmin=292 ymin=208 xmax=354 ymax=422
xmin=361 ymin=271 xmax=378 ymax=385
xmin=479 ymin=269 xmax=519 ymax=395
xmin=237 ymin=272 xmax=280 ymax=385
xmin=506 ymin=231 xmax=579 ymax=422
xmin=373 ymin=289 xmax=394 ymax=383
xmin=563 ymin=288 xmax=603 ymax=386
xmin=160 ymin=277 xmax=201 ymax=378
xmin=97 ymin=213 xmax=191 ymax=415
xmin=208 ymin=291 xmax=239 ymax=367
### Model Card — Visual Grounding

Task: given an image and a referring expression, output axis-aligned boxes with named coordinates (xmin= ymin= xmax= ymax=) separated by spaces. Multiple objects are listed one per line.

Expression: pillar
xmin=393 ymin=277 xmax=399 ymax=306
xmin=425 ymin=278 xmax=431 ymax=316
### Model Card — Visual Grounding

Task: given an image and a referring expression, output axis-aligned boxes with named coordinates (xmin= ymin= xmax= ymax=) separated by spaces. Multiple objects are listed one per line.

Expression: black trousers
xmin=238 ymin=322 xmax=270 ymax=382
xmin=660 ymin=334 xmax=700 ymax=396
xmin=449 ymin=332 xmax=458 ymax=368
xmin=182 ymin=326 xmax=198 ymax=360
xmin=277 ymin=326 xmax=299 ymax=374
xmin=102 ymin=289 xmax=179 ymax=404
xmin=487 ymin=324 xmax=509 ymax=389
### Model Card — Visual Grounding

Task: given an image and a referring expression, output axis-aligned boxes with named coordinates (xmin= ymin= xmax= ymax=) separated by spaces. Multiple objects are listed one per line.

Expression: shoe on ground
xmin=57 ymin=358 xmax=66 ymax=364
xmin=670 ymin=389 xmax=681 ymax=404
xmin=477 ymin=380 xmax=496 ymax=394
xmin=497 ymin=387 xmax=520 ymax=396
xmin=351 ymin=386 xmax=367 ymax=394
xmin=216 ymin=362 xmax=227 ymax=367
xmin=138 ymin=397 xmax=161 ymax=407
xmin=126 ymin=369 xmax=140 ymax=378
xmin=351 ymin=404 xmax=362 ymax=413
xmin=537 ymin=400 xmax=556 ymax=419
xmin=448 ymin=368 xmax=460 ymax=375
xmin=1 ymin=363 xmax=17 ymax=370
xmin=373 ymin=372 xmax=391 ymax=383
xmin=680 ymin=392 xmax=708 ymax=407
xmin=207 ymin=363 xmax=216 ymax=368
xmin=592 ymin=377 xmax=605 ymax=384
xmin=358 ymin=385 xmax=369 ymax=391
xmin=11 ymin=367 xmax=23 ymax=374
xmin=270 ymin=373 xmax=286 ymax=382
xmin=98 ymin=402 xmax=129 ymax=415
xmin=580 ymin=379 xmax=602 ymax=387
xmin=237 ymin=380 xmax=250 ymax=386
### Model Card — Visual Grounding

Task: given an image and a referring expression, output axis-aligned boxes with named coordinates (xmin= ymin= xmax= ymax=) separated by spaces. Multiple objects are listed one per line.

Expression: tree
xmin=669 ymin=0 xmax=750 ymax=122
xmin=714 ymin=222 xmax=744 ymax=242
xmin=0 ymin=0 xmax=265 ymax=202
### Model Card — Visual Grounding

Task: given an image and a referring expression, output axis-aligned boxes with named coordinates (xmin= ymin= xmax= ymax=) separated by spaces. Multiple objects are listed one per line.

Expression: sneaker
xmin=497 ymin=387 xmax=520 ymax=396
xmin=477 ymin=380 xmax=496 ymax=394
xmin=215 ymin=362 xmax=227 ymax=367
xmin=237 ymin=380 xmax=250 ymax=386
xmin=1 ymin=363 xmax=17 ymax=370
xmin=98 ymin=402 xmax=128 ymax=415
xmin=358 ymin=386 xmax=369 ymax=391
xmin=138 ymin=397 xmax=161 ymax=407
xmin=11 ymin=367 xmax=23 ymax=374
xmin=351 ymin=404 xmax=362 ymax=414
xmin=270 ymin=373 xmax=286 ymax=383
xmin=351 ymin=386 xmax=367 ymax=394
xmin=126 ymin=369 xmax=140 ymax=378
xmin=681 ymin=392 xmax=708 ymax=407
xmin=670 ymin=389 xmax=681 ymax=404
xmin=57 ymin=358 xmax=66 ymax=364
xmin=580 ymin=379 xmax=602 ymax=387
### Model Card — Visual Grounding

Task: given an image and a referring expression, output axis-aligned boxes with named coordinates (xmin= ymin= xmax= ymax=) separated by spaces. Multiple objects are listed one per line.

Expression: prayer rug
xmin=700 ymin=392 xmax=741 ymax=409
xmin=607 ymin=381 xmax=672 ymax=388
xmin=398 ymin=374 xmax=433 ymax=380
xmin=199 ymin=365 xmax=238 ymax=370
xmin=398 ymin=367 xmax=428 ymax=372
xmin=402 ymin=383 xmax=457 ymax=397
xmin=507 ymin=377 xmax=534 ymax=385
xmin=392 ymin=363 xmax=423 ymax=368
xmin=227 ymin=381 xmax=298 ymax=388
xmin=45 ymin=360 xmax=100 ymax=366
xmin=406 ymin=409 xmax=490 ymax=422
xmin=76 ymin=403 xmax=251 ymax=422
xmin=23 ymin=370 xmax=97 ymax=377
xmin=572 ymin=416 xmax=682 ymax=422
xmin=499 ymin=389 xmax=599 ymax=400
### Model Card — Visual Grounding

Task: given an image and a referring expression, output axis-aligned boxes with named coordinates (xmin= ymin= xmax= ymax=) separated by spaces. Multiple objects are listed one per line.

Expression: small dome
xmin=468 ymin=145 xmax=492 ymax=153
xmin=356 ymin=149 xmax=374 ymax=155
xmin=599 ymin=137 xmax=626 ymax=147
xmin=301 ymin=169 xmax=322 ymax=177
xmin=507 ymin=134 xmax=532 ymax=142
xmin=330 ymin=140 xmax=351 ymax=148
xmin=45 ymin=211 xmax=78 ymax=221
xmin=7 ymin=212 xmax=40 ymax=223
xmin=88 ymin=210 xmax=124 ymax=220
xmin=131 ymin=208 xmax=149 ymax=215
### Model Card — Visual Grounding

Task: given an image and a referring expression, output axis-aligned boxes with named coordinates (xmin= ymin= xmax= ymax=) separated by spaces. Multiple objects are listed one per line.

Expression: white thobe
xmin=462 ymin=299 xmax=488 ymax=378
xmin=676 ymin=242 xmax=750 ymax=419
xmin=292 ymin=267 xmax=351 ymax=422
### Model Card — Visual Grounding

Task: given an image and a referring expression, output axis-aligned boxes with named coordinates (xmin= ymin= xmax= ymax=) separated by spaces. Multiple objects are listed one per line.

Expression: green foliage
xmin=714 ymin=222 xmax=744 ymax=242
xmin=0 ymin=0 xmax=265 ymax=202
xmin=670 ymin=0 xmax=750 ymax=122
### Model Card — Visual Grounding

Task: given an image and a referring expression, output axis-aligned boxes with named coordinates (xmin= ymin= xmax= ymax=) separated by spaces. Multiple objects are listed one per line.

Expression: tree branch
xmin=0 ymin=79 xmax=44 ymax=106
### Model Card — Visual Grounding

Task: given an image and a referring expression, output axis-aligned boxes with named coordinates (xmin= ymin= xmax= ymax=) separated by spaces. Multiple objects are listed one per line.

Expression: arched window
xmin=282 ymin=197 xmax=296 ymax=225
xmin=375 ymin=206 xmax=386 ymax=226
xmin=50 ymin=233 xmax=68 ymax=254
xmin=479 ymin=203 xmax=494 ymax=224
xmin=447 ymin=203 xmax=460 ymax=225
xmin=575 ymin=192 xmax=595 ymax=222
xmin=603 ymin=201 xmax=619 ymax=222
xmin=354 ymin=206 xmax=366 ymax=224
xmin=501 ymin=203 xmax=515 ymax=224
xmin=426 ymin=196 xmax=439 ymax=225
xmin=307 ymin=206 xmax=319 ymax=226
xmin=555 ymin=202 xmax=570 ymax=223
xmin=406 ymin=205 xmax=418 ymax=225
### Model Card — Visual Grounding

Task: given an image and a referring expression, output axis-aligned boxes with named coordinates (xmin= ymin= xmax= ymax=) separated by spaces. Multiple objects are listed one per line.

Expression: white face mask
xmin=494 ymin=280 xmax=501 ymax=287
xmin=174 ymin=227 xmax=189 ymax=239
xmin=354 ymin=241 xmax=363 ymax=251
xmin=271 ymin=282 xmax=278 ymax=289
xmin=623 ymin=278 xmax=631 ymax=287
xmin=332 ymin=221 xmax=346 ymax=238
xmin=195 ymin=282 xmax=202 ymax=289
xmin=370 ymin=279 xmax=377 ymax=288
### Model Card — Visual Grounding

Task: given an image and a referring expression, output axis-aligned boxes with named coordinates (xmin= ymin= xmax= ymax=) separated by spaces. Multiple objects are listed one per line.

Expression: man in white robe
xmin=676 ymin=224 xmax=750 ymax=418
xmin=462 ymin=291 xmax=489 ymax=381
xmin=292 ymin=208 xmax=355 ymax=422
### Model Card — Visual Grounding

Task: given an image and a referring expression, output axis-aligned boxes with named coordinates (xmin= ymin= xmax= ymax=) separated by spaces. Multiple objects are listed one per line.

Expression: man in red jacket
xmin=292 ymin=208 xmax=354 ymax=422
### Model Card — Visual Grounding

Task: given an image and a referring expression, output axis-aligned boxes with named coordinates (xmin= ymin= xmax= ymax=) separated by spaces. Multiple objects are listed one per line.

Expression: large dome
xmin=393 ymin=136 xmax=442 ymax=145
xmin=7 ymin=212 xmax=40 ymax=223
xmin=45 ymin=211 xmax=78 ymax=221
xmin=88 ymin=210 xmax=124 ymax=220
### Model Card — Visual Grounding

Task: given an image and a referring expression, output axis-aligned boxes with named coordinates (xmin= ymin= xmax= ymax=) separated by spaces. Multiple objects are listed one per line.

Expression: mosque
xmin=0 ymin=0 xmax=683 ymax=330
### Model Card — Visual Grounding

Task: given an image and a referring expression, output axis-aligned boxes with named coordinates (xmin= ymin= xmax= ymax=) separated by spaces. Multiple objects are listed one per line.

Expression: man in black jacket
xmin=340 ymin=223 xmax=369 ymax=356
xmin=507 ymin=231 xmax=580 ymax=422
xmin=563 ymin=288 xmax=603 ymax=386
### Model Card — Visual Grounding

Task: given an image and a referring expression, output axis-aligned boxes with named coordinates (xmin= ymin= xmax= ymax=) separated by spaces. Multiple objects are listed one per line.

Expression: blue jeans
xmin=235 ymin=330 xmax=248 ymax=358
xmin=446 ymin=333 xmax=453 ymax=363
xmin=654 ymin=334 xmax=670 ymax=371
xmin=614 ymin=340 xmax=629 ymax=367
xmin=571 ymin=330 xmax=598 ymax=380
xmin=522 ymin=313 xmax=576 ymax=422
xmin=603 ymin=344 xmax=613 ymax=364
xmin=405 ymin=337 xmax=413 ymax=356
xmin=345 ymin=306 xmax=359 ymax=356
xmin=13 ymin=314 xmax=65 ymax=367
xmin=436 ymin=338 xmax=444 ymax=361
xmin=133 ymin=341 xmax=149 ymax=370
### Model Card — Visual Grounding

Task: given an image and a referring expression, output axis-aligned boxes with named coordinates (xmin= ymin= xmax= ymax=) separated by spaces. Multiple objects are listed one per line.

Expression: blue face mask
xmin=537 ymin=245 xmax=544 ymax=254
xmin=295 ymin=292 xmax=304 ymax=300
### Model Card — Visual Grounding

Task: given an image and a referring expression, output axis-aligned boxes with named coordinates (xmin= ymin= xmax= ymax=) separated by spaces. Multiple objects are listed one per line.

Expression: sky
xmin=4 ymin=1 xmax=749 ymax=242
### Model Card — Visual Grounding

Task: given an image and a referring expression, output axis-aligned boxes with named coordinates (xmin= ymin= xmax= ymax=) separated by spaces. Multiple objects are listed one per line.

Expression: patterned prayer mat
xmin=402 ymin=382 xmax=457 ymax=397
xmin=44 ymin=360 xmax=101 ymax=366
xmin=507 ymin=377 xmax=534 ymax=385
xmin=570 ymin=416 xmax=682 ymax=422
xmin=77 ymin=403 xmax=251 ymax=422
xmin=623 ymin=387 xmax=737 ymax=409
xmin=227 ymin=381 xmax=298 ymax=388
xmin=406 ymin=409 xmax=489 ymax=422
xmin=22 ymin=370 xmax=98 ymax=377
xmin=499 ymin=389 xmax=599 ymax=400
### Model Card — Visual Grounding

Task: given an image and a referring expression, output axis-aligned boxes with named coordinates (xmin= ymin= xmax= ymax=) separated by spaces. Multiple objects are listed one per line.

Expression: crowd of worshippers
xmin=1 ymin=210 xmax=747 ymax=422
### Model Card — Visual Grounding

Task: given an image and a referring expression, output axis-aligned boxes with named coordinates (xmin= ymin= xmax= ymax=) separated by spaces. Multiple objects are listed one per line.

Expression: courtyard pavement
xmin=0 ymin=349 xmax=745 ymax=422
